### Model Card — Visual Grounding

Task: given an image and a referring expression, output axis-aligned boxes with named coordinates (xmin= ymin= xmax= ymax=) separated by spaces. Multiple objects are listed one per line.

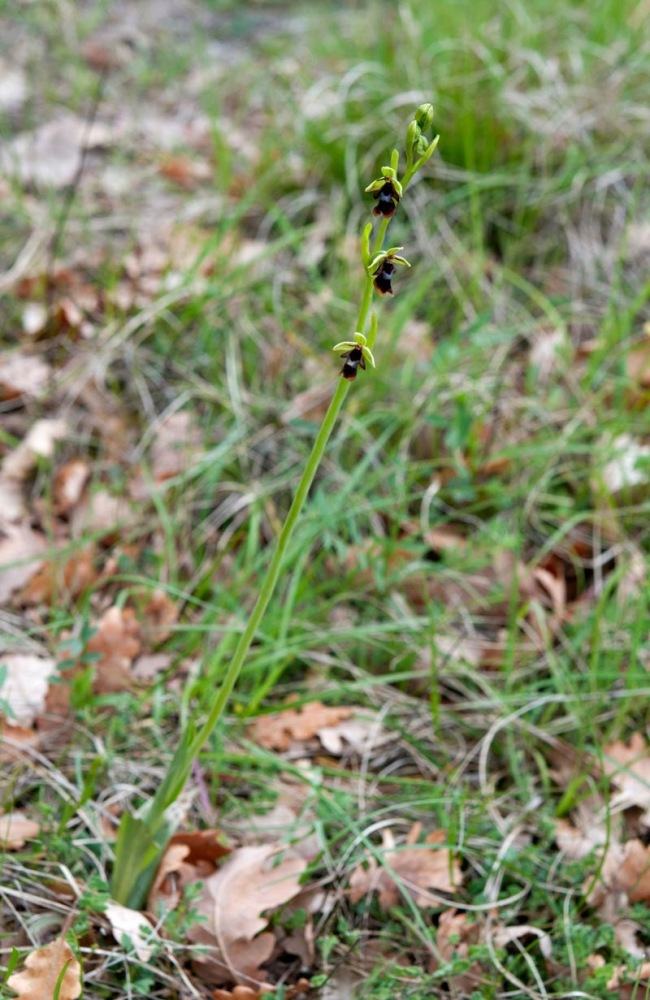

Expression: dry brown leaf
xmin=131 ymin=653 xmax=173 ymax=682
xmin=421 ymin=525 xmax=468 ymax=554
xmin=554 ymin=794 xmax=612 ymax=862
xmin=87 ymin=606 xmax=141 ymax=694
xmin=158 ymin=153 xmax=212 ymax=188
xmin=6 ymin=935 xmax=81 ymax=999
xmin=18 ymin=544 xmax=96 ymax=606
xmin=149 ymin=827 xmax=233 ymax=912
xmin=105 ymin=902 xmax=157 ymax=962
xmin=150 ymin=411 xmax=201 ymax=482
xmin=436 ymin=909 xmax=484 ymax=996
xmin=188 ymin=844 xmax=306 ymax=986
xmin=0 ymin=114 xmax=114 ymax=189
xmin=0 ymin=721 xmax=40 ymax=761
xmin=0 ymin=351 xmax=51 ymax=400
xmin=0 ymin=524 xmax=47 ymax=602
xmin=614 ymin=918 xmax=648 ymax=959
xmin=147 ymin=842 xmax=191 ymax=913
xmin=617 ymin=839 xmax=650 ymax=903
xmin=349 ymin=825 xmax=461 ymax=909
xmin=584 ymin=838 xmax=650 ymax=920
xmin=0 ymin=418 xmax=67 ymax=523
xmin=316 ymin=716 xmax=384 ymax=757
xmin=604 ymin=733 xmax=650 ymax=816
xmin=249 ymin=702 xmax=355 ymax=751
xmin=142 ymin=589 xmax=178 ymax=643
xmin=555 ymin=817 xmax=606 ymax=862
xmin=52 ymin=459 xmax=91 ymax=516
xmin=584 ymin=839 xmax=627 ymax=916
xmin=0 ymin=811 xmax=40 ymax=848
xmin=607 ymin=959 xmax=650 ymax=997
xmin=212 ymin=988 xmax=261 ymax=1000
xmin=71 ymin=488 xmax=133 ymax=540
xmin=1 ymin=419 xmax=67 ymax=492
xmin=0 ymin=654 xmax=57 ymax=728
xmin=212 ymin=980 xmax=312 ymax=1000
xmin=626 ymin=336 xmax=650 ymax=389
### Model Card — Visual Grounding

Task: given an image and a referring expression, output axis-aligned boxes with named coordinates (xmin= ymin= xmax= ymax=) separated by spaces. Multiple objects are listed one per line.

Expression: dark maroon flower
xmin=369 ymin=248 xmax=410 ymax=296
xmin=371 ymin=178 xmax=401 ymax=218
xmin=365 ymin=168 xmax=403 ymax=220
xmin=373 ymin=258 xmax=397 ymax=295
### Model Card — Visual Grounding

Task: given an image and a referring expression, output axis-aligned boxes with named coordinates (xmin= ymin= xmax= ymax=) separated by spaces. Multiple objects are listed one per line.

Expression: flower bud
xmin=414 ymin=103 xmax=434 ymax=133
xmin=413 ymin=133 xmax=429 ymax=157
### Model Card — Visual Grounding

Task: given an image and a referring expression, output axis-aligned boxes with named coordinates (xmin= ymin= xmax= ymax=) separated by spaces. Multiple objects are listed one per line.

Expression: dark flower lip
xmin=373 ymin=260 xmax=397 ymax=296
xmin=332 ymin=332 xmax=375 ymax=380
xmin=372 ymin=179 xmax=400 ymax=218
xmin=339 ymin=346 xmax=366 ymax=380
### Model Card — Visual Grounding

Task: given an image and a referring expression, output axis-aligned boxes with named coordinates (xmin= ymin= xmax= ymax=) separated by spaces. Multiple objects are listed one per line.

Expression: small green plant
xmin=110 ymin=104 xmax=440 ymax=909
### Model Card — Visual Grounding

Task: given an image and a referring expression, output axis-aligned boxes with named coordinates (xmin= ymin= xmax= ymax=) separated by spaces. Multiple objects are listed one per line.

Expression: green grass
xmin=1 ymin=0 xmax=650 ymax=995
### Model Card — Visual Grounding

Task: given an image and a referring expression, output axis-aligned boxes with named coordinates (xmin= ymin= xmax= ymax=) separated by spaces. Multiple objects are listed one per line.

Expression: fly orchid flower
xmin=332 ymin=331 xmax=376 ymax=380
xmin=367 ymin=247 xmax=411 ymax=296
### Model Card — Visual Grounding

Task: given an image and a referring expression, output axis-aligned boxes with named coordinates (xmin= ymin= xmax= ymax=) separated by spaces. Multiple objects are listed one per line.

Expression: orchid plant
xmin=111 ymin=104 xmax=440 ymax=909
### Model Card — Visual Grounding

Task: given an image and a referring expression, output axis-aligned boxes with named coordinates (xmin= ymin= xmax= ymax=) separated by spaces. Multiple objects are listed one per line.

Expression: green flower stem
xmin=362 ymin=216 xmax=390 ymax=348
xmin=193 ymin=374 xmax=351 ymax=750
xmin=194 ymin=213 xmax=393 ymax=741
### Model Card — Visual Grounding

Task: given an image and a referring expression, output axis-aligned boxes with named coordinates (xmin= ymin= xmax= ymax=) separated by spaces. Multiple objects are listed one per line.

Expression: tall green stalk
xmin=111 ymin=105 xmax=440 ymax=909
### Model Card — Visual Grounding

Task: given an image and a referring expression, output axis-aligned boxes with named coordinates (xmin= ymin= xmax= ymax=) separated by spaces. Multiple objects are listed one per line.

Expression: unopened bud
xmin=413 ymin=133 xmax=429 ymax=157
xmin=414 ymin=103 xmax=434 ymax=133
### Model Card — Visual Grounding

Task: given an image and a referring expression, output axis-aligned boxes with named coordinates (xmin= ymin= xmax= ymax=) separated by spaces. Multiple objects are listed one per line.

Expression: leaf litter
xmin=2 ymin=3 xmax=650 ymax=997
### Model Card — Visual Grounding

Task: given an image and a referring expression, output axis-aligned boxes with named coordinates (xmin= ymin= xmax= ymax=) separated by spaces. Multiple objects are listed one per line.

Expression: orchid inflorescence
xmin=332 ymin=103 xmax=439 ymax=380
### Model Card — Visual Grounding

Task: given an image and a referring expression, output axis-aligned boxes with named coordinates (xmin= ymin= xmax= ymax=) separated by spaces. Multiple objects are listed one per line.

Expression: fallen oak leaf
xmin=0 ymin=811 xmax=40 ymax=848
xmin=52 ymin=458 xmax=90 ymax=516
xmin=17 ymin=544 xmax=96 ymax=606
xmin=148 ymin=828 xmax=232 ymax=913
xmin=150 ymin=410 xmax=202 ymax=483
xmin=105 ymin=902 xmax=157 ymax=962
xmin=87 ymin=605 xmax=141 ymax=694
xmin=584 ymin=838 xmax=650 ymax=921
xmin=249 ymin=701 xmax=355 ymax=751
xmin=7 ymin=935 xmax=81 ymax=999
xmin=607 ymin=959 xmax=650 ymax=998
xmin=617 ymin=839 xmax=650 ymax=904
xmin=0 ymin=418 xmax=68 ymax=521
xmin=436 ymin=909 xmax=484 ymax=995
xmin=0 ymin=523 xmax=47 ymax=603
xmin=0 ymin=351 xmax=51 ymax=400
xmin=212 ymin=980 xmax=312 ymax=1000
xmin=0 ymin=653 xmax=57 ymax=727
xmin=187 ymin=844 xmax=306 ymax=986
xmin=349 ymin=824 xmax=461 ymax=909
xmin=142 ymin=588 xmax=178 ymax=643
xmin=604 ymin=732 xmax=650 ymax=817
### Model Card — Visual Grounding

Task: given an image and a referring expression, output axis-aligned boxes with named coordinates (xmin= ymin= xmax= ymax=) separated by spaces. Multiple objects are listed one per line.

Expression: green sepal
xmin=363 ymin=345 xmax=376 ymax=368
xmin=367 ymin=247 xmax=411 ymax=273
xmin=365 ymin=165 xmax=402 ymax=197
